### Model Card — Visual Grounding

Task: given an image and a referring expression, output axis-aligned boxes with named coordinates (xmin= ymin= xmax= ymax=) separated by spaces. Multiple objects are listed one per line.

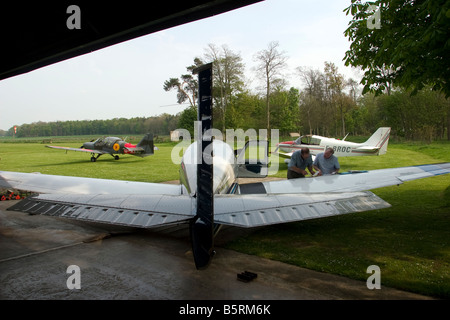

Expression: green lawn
xmin=1 ymin=137 xmax=449 ymax=298
xmin=0 ymin=139 xmax=180 ymax=183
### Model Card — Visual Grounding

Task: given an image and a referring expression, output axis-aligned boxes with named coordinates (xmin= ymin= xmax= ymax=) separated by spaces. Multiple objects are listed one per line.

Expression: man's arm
xmin=313 ymin=165 xmax=322 ymax=176
xmin=332 ymin=157 xmax=340 ymax=174
xmin=312 ymin=155 xmax=321 ymax=176
xmin=290 ymin=165 xmax=308 ymax=176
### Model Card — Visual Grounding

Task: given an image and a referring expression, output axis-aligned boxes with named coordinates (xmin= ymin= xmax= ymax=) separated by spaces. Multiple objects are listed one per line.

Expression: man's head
xmin=301 ymin=147 xmax=310 ymax=159
xmin=324 ymin=147 xmax=334 ymax=159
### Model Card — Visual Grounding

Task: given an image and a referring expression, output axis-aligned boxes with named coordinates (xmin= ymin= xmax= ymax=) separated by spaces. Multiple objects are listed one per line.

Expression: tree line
xmin=167 ymin=42 xmax=449 ymax=140
xmin=4 ymin=54 xmax=448 ymax=141
xmin=3 ymin=115 xmax=179 ymax=138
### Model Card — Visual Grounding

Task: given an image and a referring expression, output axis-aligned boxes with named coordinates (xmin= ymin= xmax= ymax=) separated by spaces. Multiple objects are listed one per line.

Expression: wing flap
xmin=8 ymin=193 xmax=194 ymax=228
xmin=214 ymin=192 xmax=391 ymax=227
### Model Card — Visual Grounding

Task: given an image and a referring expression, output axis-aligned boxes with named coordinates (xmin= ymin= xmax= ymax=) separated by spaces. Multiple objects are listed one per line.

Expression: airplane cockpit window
xmin=295 ymin=135 xmax=311 ymax=145
xmin=94 ymin=137 xmax=105 ymax=147
xmin=301 ymin=136 xmax=311 ymax=145
xmin=104 ymin=137 xmax=120 ymax=148
xmin=294 ymin=135 xmax=320 ymax=145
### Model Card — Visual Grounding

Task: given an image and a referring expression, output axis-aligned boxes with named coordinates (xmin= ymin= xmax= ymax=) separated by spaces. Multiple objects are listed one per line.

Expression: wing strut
xmin=190 ymin=63 xmax=215 ymax=270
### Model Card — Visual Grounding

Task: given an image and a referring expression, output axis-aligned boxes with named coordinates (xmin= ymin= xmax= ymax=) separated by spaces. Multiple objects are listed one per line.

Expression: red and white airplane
xmin=46 ymin=134 xmax=157 ymax=162
xmin=274 ymin=127 xmax=391 ymax=159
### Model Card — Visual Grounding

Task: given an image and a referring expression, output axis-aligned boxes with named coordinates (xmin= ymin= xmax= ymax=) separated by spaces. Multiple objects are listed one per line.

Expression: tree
xmin=324 ymin=62 xmax=347 ymax=136
xmin=227 ymin=91 xmax=264 ymax=130
xmin=343 ymin=0 xmax=450 ymax=97
xmin=163 ymin=58 xmax=204 ymax=107
xmin=344 ymin=0 xmax=450 ymax=139
xmin=376 ymin=88 xmax=449 ymax=141
xmin=269 ymin=87 xmax=301 ymax=135
xmin=297 ymin=67 xmax=326 ymax=135
xmin=254 ymin=41 xmax=288 ymax=131
xmin=204 ymin=44 xmax=245 ymax=132
xmin=177 ymin=106 xmax=198 ymax=137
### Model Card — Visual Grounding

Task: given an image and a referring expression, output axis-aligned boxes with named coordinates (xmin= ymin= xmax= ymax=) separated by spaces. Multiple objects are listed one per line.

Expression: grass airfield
xmin=0 ymin=136 xmax=449 ymax=298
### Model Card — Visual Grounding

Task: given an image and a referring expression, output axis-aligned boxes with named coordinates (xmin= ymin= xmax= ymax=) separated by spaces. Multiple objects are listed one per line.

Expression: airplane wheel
xmin=91 ymin=157 xmax=96 ymax=162
xmin=114 ymin=155 xmax=119 ymax=160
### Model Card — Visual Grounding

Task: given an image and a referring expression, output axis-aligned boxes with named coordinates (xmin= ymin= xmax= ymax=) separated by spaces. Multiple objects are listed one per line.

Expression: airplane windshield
xmin=105 ymin=137 xmax=120 ymax=143
xmin=94 ymin=137 xmax=105 ymax=147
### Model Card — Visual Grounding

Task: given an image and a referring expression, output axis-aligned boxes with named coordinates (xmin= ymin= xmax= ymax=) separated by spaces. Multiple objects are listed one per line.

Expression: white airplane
xmin=1 ymin=66 xmax=449 ymax=269
xmin=274 ymin=127 xmax=391 ymax=159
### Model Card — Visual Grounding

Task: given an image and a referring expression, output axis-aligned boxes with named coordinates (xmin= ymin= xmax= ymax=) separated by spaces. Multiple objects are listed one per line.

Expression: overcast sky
xmin=0 ymin=0 xmax=362 ymax=131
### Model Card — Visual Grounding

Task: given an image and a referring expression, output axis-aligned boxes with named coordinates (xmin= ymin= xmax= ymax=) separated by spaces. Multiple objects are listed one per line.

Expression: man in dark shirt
xmin=287 ymin=147 xmax=316 ymax=179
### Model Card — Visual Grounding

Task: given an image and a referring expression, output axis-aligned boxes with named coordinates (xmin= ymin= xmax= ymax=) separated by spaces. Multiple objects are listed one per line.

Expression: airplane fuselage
xmin=180 ymin=140 xmax=237 ymax=196
xmin=83 ymin=137 xmax=137 ymax=155
xmin=278 ymin=137 xmax=379 ymax=157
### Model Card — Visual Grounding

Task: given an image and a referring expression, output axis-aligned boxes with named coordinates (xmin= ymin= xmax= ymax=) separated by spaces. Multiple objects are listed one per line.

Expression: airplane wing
xmin=46 ymin=145 xmax=107 ymax=154
xmin=272 ymin=148 xmax=316 ymax=161
xmin=273 ymin=150 xmax=293 ymax=158
xmin=272 ymin=145 xmax=293 ymax=158
xmin=8 ymin=190 xmax=388 ymax=229
xmin=258 ymin=163 xmax=450 ymax=194
xmin=213 ymin=163 xmax=450 ymax=227
xmin=2 ymin=163 xmax=449 ymax=230
xmin=0 ymin=171 xmax=182 ymax=195
xmin=2 ymin=170 xmax=187 ymax=228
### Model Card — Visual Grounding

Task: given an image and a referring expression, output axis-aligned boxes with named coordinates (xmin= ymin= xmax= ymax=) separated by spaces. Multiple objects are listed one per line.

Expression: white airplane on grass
xmin=1 ymin=66 xmax=448 ymax=269
xmin=274 ymin=127 xmax=391 ymax=159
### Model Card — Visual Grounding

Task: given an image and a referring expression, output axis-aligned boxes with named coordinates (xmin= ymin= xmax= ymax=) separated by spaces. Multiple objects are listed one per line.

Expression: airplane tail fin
xmin=137 ymin=133 xmax=155 ymax=156
xmin=365 ymin=127 xmax=391 ymax=155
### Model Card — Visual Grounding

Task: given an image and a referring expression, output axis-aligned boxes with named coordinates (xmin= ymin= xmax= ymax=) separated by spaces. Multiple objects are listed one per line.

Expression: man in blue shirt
xmin=313 ymin=147 xmax=340 ymax=175
xmin=287 ymin=147 xmax=316 ymax=179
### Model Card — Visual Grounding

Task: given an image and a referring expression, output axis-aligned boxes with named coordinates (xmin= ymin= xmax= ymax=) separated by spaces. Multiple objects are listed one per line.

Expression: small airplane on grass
xmin=46 ymin=133 xmax=157 ymax=162
xmin=274 ymin=127 xmax=391 ymax=160
xmin=1 ymin=65 xmax=449 ymax=270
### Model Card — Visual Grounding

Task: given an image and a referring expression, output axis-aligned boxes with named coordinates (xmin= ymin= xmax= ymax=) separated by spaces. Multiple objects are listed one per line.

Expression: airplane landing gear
xmin=91 ymin=154 xmax=101 ymax=162
xmin=114 ymin=155 xmax=119 ymax=160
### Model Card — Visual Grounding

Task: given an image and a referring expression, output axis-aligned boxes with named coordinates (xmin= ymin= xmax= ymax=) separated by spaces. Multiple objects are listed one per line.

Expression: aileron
xmin=8 ymin=193 xmax=194 ymax=228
